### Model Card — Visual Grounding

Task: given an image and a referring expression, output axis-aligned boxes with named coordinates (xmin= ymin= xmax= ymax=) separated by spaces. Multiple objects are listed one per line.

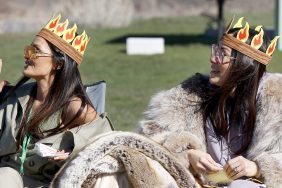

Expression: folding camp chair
xmin=85 ymin=80 xmax=106 ymax=115
xmin=85 ymin=80 xmax=114 ymax=130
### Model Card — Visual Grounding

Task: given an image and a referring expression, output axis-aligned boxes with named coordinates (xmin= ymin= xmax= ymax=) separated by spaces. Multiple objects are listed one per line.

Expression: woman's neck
xmin=35 ymin=76 xmax=54 ymax=102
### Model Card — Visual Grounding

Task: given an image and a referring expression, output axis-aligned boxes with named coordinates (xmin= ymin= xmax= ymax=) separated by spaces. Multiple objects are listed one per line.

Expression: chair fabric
xmin=85 ymin=81 xmax=106 ymax=115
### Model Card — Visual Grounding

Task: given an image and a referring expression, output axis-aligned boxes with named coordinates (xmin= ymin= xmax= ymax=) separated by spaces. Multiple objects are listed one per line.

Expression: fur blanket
xmin=50 ymin=131 xmax=201 ymax=188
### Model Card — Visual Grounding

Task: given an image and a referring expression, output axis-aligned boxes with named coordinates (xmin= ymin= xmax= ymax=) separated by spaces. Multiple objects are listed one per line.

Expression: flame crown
xmin=37 ymin=14 xmax=90 ymax=64
xmin=222 ymin=17 xmax=280 ymax=65
xmin=45 ymin=14 xmax=90 ymax=56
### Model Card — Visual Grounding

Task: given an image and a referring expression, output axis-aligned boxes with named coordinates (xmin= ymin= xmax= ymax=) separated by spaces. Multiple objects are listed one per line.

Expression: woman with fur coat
xmin=137 ymin=17 xmax=282 ymax=187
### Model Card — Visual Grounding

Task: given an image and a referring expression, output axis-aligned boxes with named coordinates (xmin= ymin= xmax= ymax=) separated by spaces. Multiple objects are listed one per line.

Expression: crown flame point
xmin=80 ymin=35 xmax=90 ymax=55
xmin=251 ymin=28 xmax=264 ymax=49
xmin=266 ymin=36 xmax=280 ymax=56
xmin=63 ymin=24 xmax=77 ymax=43
xmin=233 ymin=17 xmax=244 ymax=28
xmin=255 ymin=25 xmax=262 ymax=32
xmin=72 ymin=30 xmax=86 ymax=50
xmin=236 ymin=22 xmax=249 ymax=43
xmin=45 ymin=14 xmax=61 ymax=31
xmin=55 ymin=19 xmax=69 ymax=37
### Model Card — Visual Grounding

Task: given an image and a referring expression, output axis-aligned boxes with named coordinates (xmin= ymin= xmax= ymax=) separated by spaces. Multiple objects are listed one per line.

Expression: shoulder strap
xmin=101 ymin=112 xmax=115 ymax=131
xmin=0 ymin=85 xmax=13 ymax=103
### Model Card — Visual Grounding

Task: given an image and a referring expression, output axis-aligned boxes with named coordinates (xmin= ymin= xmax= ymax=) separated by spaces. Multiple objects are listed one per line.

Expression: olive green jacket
xmin=0 ymin=82 xmax=113 ymax=186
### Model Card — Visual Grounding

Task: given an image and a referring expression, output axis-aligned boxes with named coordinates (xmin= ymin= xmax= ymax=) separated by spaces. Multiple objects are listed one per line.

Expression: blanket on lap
xmin=50 ymin=131 xmax=201 ymax=188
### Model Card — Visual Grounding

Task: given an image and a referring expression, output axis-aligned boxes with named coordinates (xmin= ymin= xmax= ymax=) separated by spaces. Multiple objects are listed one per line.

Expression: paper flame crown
xmin=36 ymin=14 xmax=90 ymax=65
xmin=221 ymin=17 xmax=280 ymax=65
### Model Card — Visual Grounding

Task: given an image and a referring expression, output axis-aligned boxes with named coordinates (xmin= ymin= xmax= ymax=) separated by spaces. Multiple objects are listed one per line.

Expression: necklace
xmin=19 ymin=107 xmax=34 ymax=176
xmin=19 ymin=133 xmax=32 ymax=175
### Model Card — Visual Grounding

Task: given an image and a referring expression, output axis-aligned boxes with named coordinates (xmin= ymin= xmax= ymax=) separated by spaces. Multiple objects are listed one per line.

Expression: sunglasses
xmin=24 ymin=45 xmax=53 ymax=60
xmin=211 ymin=44 xmax=236 ymax=64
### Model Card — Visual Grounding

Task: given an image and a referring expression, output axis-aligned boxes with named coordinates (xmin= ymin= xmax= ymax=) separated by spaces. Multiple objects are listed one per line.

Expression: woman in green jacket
xmin=0 ymin=14 xmax=112 ymax=187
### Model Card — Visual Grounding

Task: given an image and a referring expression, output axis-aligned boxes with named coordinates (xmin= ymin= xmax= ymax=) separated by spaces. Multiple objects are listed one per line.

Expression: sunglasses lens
xmin=211 ymin=44 xmax=225 ymax=63
xmin=24 ymin=46 xmax=36 ymax=59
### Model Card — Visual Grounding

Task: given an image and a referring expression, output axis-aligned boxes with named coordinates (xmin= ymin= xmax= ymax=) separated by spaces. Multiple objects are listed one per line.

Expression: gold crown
xmin=221 ymin=17 xmax=280 ymax=65
xmin=36 ymin=14 xmax=90 ymax=65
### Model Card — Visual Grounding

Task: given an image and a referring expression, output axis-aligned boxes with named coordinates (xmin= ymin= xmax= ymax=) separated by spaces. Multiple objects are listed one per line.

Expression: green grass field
xmin=0 ymin=13 xmax=281 ymax=131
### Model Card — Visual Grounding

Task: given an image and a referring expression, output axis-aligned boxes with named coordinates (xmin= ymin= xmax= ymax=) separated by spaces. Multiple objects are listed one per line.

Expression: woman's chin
xmin=209 ymin=76 xmax=221 ymax=86
xmin=23 ymin=70 xmax=32 ymax=78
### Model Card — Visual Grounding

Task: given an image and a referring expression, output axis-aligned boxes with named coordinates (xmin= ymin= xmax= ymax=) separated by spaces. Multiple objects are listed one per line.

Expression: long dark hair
xmin=4 ymin=41 xmax=94 ymax=142
xmin=201 ymin=28 xmax=269 ymax=154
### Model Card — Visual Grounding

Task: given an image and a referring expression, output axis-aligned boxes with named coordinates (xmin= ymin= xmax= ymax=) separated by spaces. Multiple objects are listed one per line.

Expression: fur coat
xmin=137 ymin=72 xmax=282 ymax=187
xmin=51 ymin=73 xmax=282 ymax=188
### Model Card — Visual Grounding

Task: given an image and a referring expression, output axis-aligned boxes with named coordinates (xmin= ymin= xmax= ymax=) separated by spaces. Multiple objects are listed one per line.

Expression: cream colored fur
xmin=51 ymin=131 xmax=201 ymax=188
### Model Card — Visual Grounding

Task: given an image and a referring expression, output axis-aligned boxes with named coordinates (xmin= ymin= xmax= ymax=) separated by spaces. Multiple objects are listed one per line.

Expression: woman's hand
xmin=224 ymin=156 xmax=259 ymax=179
xmin=49 ymin=150 xmax=70 ymax=161
xmin=0 ymin=59 xmax=9 ymax=92
xmin=0 ymin=59 xmax=2 ymax=73
xmin=188 ymin=149 xmax=223 ymax=174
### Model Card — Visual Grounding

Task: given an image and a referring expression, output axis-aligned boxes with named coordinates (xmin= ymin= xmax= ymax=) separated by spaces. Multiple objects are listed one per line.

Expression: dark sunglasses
xmin=24 ymin=45 xmax=53 ymax=60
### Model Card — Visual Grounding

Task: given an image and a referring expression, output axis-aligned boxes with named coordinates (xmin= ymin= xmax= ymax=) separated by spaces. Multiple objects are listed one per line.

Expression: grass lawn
xmin=0 ymin=12 xmax=281 ymax=131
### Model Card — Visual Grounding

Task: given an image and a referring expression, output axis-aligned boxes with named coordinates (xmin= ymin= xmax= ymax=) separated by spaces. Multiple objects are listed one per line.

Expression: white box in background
xmin=126 ymin=37 xmax=165 ymax=55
